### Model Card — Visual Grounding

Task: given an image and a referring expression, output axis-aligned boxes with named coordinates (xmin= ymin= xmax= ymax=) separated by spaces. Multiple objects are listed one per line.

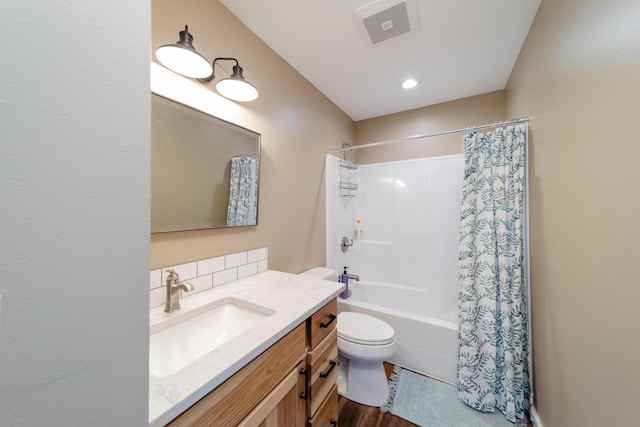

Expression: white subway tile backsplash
xmin=161 ymin=262 xmax=197 ymax=283
xmin=150 ymin=247 xmax=268 ymax=307
xmin=214 ymin=268 xmax=238 ymax=287
xmin=248 ymin=247 xmax=267 ymax=263
xmin=225 ymin=251 xmax=248 ymax=269
xmin=150 ymin=286 xmax=165 ymax=308
xmin=238 ymin=262 xmax=258 ymax=279
xmin=149 ymin=269 xmax=162 ymax=289
xmin=188 ymin=274 xmax=213 ymax=294
xmin=198 ymin=256 xmax=225 ymax=276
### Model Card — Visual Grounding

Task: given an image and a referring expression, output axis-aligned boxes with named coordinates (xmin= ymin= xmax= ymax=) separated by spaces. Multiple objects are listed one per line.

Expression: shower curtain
xmin=226 ymin=154 xmax=258 ymax=226
xmin=457 ymin=125 xmax=529 ymax=423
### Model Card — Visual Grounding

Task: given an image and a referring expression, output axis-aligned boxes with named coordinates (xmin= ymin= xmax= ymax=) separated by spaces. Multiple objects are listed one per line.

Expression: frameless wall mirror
xmin=151 ymin=93 xmax=261 ymax=232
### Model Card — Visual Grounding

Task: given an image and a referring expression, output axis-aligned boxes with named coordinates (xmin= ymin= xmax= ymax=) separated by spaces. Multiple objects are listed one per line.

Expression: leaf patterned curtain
xmin=226 ymin=154 xmax=259 ymax=226
xmin=457 ymin=125 xmax=530 ymax=423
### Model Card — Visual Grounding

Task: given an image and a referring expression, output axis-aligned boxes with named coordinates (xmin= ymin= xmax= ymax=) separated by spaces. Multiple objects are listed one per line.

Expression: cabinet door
xmin=238 ymin=360 xmax=307 ymax=427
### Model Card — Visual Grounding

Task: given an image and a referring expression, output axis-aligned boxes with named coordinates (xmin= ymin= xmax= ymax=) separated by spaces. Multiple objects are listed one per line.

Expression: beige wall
xmin=152 ymin=1 xmax=640 ymax=424
xmin=506 ymin=0 xmax=640 ymax=425
xmin=151 ymin=0 xmax=354 ymax=272
xmin=353 ymin=90 xmax=506 ymax=163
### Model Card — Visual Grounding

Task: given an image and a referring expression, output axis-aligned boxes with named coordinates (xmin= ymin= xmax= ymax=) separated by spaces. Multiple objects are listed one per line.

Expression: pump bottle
xmin=340 ymin=266 xmax=350 ymax=299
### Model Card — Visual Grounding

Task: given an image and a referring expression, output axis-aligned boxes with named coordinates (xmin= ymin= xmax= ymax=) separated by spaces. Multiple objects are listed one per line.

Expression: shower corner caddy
xmin=339 ymin=159 xmax=358 ymax=198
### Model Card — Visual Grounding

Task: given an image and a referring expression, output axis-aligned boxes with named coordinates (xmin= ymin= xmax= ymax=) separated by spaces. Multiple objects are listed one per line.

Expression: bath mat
xmin=381 ymin=366 xmax=521 ymax=427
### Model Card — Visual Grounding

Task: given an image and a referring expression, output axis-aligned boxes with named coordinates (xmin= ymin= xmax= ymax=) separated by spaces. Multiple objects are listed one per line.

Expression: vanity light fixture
xmin=155 ymin=25 xmax=259 ymax=102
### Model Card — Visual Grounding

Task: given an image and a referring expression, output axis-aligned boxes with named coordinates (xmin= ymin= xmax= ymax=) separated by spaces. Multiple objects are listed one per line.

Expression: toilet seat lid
xmin=338 ymin=312 xmax=395 ymax=345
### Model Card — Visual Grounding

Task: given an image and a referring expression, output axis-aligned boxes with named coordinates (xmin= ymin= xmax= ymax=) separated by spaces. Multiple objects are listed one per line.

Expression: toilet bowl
xmin=337 ymin=311 xmax=397 ymax=407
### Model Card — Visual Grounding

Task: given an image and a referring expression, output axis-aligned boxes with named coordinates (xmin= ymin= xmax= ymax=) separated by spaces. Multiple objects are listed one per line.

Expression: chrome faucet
xmin=347 ymin=273 xmax=360 ymax=282
xmin=164 ymin=269 xmax=194 ymax=313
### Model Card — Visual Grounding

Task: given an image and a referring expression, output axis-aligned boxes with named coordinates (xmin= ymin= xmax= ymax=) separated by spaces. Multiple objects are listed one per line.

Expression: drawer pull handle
xmin=319 ymin=314 xmax=336 ymax=328
xmin=319 ymin=359 xmax=336 ymax=379
xmin=299 ymin=368 xmax=308 ymax=400
xmin=330 ymin=418 xmax=338 ymax=426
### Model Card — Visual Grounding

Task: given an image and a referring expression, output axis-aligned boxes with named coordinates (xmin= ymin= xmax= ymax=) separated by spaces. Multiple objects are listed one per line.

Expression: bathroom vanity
xmin=149 ymin=270 xmax=343 ymax=426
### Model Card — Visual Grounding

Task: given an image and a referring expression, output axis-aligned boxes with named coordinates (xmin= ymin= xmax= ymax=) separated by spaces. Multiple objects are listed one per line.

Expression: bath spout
xmin=347 ymin=273 xmax=360 ymax=282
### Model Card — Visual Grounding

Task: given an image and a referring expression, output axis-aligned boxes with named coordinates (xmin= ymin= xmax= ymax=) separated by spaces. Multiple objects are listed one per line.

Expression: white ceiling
xmin=220 ymin=0 xmax=541 ymax=121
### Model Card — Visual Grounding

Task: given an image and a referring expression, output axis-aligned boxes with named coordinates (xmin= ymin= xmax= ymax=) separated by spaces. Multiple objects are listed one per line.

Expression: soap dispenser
xmin=340 ymin=266 xmax=350 ymax=299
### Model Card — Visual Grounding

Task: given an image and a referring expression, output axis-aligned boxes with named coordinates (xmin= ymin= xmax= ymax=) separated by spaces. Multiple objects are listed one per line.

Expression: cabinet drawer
xmin=308 ymin=299 xmax=338 ymax=349
xmin=308 ymin=385 xmax=338 ymax=427
xmin=308 ymin=328 xmax=338 ymax=415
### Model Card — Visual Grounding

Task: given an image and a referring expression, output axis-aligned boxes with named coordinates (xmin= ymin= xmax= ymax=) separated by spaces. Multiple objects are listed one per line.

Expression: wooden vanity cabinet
xmin=168 ymin=298 xmax=340 ymax=427
xmin=305 ymin=299 xmax=339 ymax=426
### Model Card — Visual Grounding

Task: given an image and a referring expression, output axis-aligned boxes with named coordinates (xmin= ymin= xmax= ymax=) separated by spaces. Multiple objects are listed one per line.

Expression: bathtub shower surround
xmin=149 ymin=247 xmax=268 ymax=308
xmin=326 ymin=118 xmax=531 ymax=422
xmin=326 ymin=154 xmax=463 ymax=383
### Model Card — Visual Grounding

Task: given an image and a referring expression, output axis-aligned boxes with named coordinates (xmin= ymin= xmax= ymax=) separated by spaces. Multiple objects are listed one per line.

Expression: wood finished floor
xmin=339 ymin=395 xmax=419 ymax=427
xmin=338 ymin=363 xmax=532 ymax=427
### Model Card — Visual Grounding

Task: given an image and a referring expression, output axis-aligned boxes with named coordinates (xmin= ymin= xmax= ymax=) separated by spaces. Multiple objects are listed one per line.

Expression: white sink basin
xmin=150 ymin=297 xmax=275 ymax=377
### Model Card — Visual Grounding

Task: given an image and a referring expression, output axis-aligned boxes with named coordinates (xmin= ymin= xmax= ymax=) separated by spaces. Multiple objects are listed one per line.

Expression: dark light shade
xmin=155 ymin=26 xmax=213 ymax=79
xmin=210 ymin=61 xmax=258 ymax=102
xmin=155 ymin=26 xmax=258 ymax=102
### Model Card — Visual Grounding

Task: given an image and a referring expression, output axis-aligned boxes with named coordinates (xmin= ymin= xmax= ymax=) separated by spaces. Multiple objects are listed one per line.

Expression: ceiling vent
xmin=354 ymin=0 xmax=420 ymax=45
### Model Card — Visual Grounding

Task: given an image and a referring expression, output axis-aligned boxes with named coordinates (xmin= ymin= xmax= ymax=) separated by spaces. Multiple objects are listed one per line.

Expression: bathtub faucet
xmin=347 ymin=273 xmax=360 ymax=282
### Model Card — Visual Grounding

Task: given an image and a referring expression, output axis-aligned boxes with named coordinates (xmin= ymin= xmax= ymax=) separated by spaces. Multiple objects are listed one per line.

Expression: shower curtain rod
xmin=326 ymin=117 xmax=529 ymax=155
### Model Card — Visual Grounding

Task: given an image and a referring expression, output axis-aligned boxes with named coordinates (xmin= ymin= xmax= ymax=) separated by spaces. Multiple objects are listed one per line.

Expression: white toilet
xmin=337 ymin=311 xmax=397 ymax=407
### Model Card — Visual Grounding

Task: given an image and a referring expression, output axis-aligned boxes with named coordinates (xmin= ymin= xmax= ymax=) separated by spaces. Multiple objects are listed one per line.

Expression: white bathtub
xmin=337 ymin=280 xmax=458 ymax=384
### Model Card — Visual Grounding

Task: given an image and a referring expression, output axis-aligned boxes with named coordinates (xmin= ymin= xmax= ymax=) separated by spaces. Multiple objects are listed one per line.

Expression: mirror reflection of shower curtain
xmin=226 ymin=154 xmax=258 ymax=226
xmin=457 ymin=125 xmax=530 ymax=424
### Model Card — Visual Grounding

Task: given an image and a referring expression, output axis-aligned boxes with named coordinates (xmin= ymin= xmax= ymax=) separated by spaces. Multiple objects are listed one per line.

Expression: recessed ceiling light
xmin=401 ymin=78 xmax=419 ymax=89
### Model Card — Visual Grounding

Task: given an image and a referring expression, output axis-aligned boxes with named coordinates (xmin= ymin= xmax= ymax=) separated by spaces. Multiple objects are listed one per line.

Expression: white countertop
xmin=149 ymin=269 xmax=344 ymax=426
